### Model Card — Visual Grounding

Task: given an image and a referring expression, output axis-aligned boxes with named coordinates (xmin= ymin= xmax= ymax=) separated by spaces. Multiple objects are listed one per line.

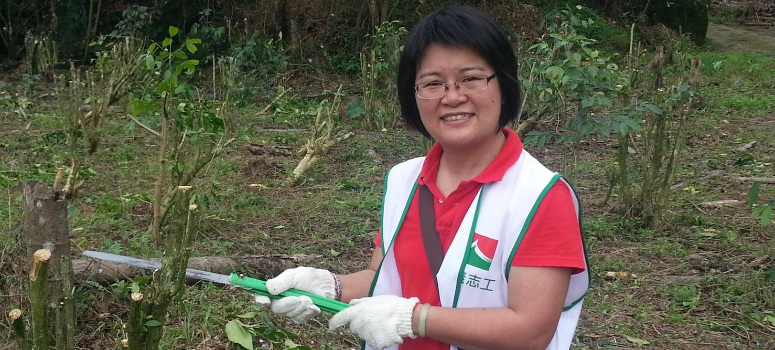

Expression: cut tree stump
xmin=22 ymin=180 xmax=71 ymax=295
xmin=22 ymin=180 xmax=76 ymax=350
xmin=74 ymin=254 xmax=319 ymax=283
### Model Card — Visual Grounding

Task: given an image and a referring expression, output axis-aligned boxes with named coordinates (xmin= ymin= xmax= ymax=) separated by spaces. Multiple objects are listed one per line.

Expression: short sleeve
xmin=512 ymin=181 xmax=586 ymax=274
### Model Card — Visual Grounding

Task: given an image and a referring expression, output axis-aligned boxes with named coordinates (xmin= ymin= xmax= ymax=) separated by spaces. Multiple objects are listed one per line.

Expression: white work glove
xmin=328 ymin=295 xmax=419 ymax=350
xmin=254 ymin=294 xmax=320 ymax=324
xmin=254 ymin=266 xmax=338 ymax=324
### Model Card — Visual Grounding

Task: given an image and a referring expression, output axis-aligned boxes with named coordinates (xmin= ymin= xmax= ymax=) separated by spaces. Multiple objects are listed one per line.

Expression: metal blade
xmin=82 ymin=250 xmax=350 ymax=313
xmin=82 ymin=250 xmax=232 ymax=285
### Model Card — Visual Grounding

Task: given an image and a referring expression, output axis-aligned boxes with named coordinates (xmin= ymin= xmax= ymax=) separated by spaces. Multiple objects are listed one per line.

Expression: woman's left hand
xmin=329 ymin=295 xmax=419 ymax=350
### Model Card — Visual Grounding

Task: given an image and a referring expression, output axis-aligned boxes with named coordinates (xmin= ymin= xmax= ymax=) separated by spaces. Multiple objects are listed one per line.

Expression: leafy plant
xmin=225 ymin=309 xmax=312 ymax=350
xmin=357 ymin=20 xmax=406 ymax=130
xmin=605 ymin=84 xmax=697 ymax=226
xmin=522 ymin=8 xmax=701 ymax=227
xmin=124 ymin=186 xmax=203 ymax=350
xmin=519 ymin=8 xmax=629 ymax=138
xmin=670 ymin=284 xmax=701 ymax=311
xmin=230 ymin=33 xmax=289 ymax=93
xmin=188 ymin=8 xmax=229 ymax=65
xmin=129 ymin=26 xmax=229 ymax=244
xmin=571 ymin=5 xmax=635 ymax=52
xmin=114 ymin=5 xmax=155 ymax=38
xmin=748 ymin=182 xmax=773 ymax=227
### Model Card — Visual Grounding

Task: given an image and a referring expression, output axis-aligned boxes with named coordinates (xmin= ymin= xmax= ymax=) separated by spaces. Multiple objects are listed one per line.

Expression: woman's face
xmin=415 ymin=44 xmax=502 ymax=151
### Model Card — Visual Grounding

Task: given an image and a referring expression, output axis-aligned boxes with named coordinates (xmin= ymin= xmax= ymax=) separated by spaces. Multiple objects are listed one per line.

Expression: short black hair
xmin=396 ymin=5 xmax=522 ymax=139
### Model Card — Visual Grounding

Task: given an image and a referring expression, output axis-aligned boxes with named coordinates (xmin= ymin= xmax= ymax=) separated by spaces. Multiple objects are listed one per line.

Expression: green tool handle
xmin=229 ymin=273 xmax=349 ymax=314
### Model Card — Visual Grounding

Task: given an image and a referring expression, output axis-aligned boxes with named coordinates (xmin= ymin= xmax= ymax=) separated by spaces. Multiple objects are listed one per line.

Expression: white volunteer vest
xmin=369 ymin=150 xmax=589 ymax=350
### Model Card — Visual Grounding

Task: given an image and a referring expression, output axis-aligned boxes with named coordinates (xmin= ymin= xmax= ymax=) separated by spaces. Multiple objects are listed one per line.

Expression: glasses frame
xmin=414 ymin=74 xmax=497 ymax=99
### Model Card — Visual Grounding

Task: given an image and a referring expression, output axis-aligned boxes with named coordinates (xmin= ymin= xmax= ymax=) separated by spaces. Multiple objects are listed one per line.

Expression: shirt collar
xmin=419 ymin=128 xmax=523 ymax=186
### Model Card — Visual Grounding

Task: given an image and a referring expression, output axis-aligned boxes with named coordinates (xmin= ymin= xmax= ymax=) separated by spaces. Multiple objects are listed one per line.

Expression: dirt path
xmin=706 ymin=22 xmax=775 ymax=56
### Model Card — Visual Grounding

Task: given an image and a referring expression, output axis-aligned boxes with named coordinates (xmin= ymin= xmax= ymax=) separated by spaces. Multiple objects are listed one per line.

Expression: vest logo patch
xmin=467 ymin=233 xmax=498 ymax=271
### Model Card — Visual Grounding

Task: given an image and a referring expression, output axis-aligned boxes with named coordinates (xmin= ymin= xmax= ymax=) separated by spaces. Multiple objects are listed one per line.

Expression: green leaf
xmin=145 ymin=54 xmax=155 ymax=70
xmin=183 ymin=59 xmax=200 ymax=73
xmin=186 ymin=42 xmax=198 ymax=54
xmin=186 ymin=38 xmax=202 ymax=54
xmin=626 ymin=336 xmax=650 ymax=346
xmin=748 ymin=182 xmax=761 ymax=205
xmin=619 ymin=116 xmax=643 ymax=135
xmin=571 ymin=52 xmax=582 ymax=65
xmin=202 ymin=112 xmax=226 ymax=134
xmin=346 ymin=97 xmax=365 ymax=119
xmin=129 ymin=98 xmax=156 ymax=116
xmin=760 ymin=205 xmax=772 ymax=227
xmin=154 ymin=80 xmax=172 ymax=95
xmin=735 ymin=153 xmax=755 ymax=166
xmin=586 ymin=65 xmax=599 ymax=78
xmin=168 ymin=26 xmax=179 ymax=37
xmin=765 ymin=268 xmax=775 ymax=282
xmin=174 ymin=83 xmax=188 ymax=95
xmin=162 ymin=38 xmax=173 ymax=48
xmin=640 ymin=102 xmax=663 ymax=115
xmin=524 ymin=131 xmax=551 ymax=148
xmin=226 ymin=320 xmax=254 ymax=350
xmin=144 ymin=320 xmax=162 ymax=327
xmin=544 ymin=66 xmax=565 ymax=80
xmin=133 ymin=276 xmax=151 ymax=285
xmin=284 ymin=339 xmax=307 ymax=349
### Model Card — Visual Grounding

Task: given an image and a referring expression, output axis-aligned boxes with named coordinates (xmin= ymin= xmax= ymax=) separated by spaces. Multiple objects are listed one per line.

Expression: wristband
xmin=418 ymin=303 xmax=431 ymax=337
xmin=331 ymin=272 xmax=343 ymax=301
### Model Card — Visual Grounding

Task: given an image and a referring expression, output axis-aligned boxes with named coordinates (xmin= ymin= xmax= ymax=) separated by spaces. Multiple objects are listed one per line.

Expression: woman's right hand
xmin=254 ymin=266 xmax=339 ymax=323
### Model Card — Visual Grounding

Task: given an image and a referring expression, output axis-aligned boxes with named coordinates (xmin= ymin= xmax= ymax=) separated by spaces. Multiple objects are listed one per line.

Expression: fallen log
xmin=698 ymin=199 xmax=743 ymax=208
xmin=74 ymin=254 xmax=319 ymax=283
xmin=737 ymin=176 xmax=775 ymax=184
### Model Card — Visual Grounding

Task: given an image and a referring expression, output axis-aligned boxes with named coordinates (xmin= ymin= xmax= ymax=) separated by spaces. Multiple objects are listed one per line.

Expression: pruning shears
xmin=81 ymin=250 xmax=348 ymax=314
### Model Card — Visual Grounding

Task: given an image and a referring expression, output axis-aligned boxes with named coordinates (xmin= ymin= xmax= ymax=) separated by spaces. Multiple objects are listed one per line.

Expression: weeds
xmin=748 ymin=182 xmax=774 ymax=227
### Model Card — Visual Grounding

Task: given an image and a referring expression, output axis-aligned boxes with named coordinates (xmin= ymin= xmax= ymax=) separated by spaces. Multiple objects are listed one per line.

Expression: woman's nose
xmin=441 ymin=83 xmax=467 ymax=103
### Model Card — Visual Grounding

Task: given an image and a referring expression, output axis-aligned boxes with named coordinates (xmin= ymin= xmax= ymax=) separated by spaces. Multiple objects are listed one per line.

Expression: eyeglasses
xmin=414 ymin=74 xmax=497 ymax=99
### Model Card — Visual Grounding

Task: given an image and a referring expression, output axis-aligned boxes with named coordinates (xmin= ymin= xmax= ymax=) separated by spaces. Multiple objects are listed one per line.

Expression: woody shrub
xmin=521 ymin=8 xmax=702 ymax=227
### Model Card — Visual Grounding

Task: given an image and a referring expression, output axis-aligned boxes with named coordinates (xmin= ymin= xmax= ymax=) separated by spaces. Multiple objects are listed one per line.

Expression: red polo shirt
xmin=374 ymin=128 xmax=585 ymax=350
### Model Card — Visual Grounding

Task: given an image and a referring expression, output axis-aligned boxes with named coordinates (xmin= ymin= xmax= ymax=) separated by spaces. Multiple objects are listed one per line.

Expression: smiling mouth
xmin=442 ymin=114 xmax=472 ymax=122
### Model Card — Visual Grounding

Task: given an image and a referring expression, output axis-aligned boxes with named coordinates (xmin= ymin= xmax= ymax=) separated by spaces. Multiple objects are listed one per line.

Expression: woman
xmin=258 ymin=5 xmax=589 ymax=350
